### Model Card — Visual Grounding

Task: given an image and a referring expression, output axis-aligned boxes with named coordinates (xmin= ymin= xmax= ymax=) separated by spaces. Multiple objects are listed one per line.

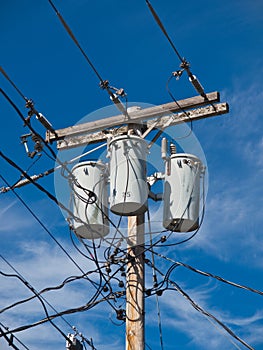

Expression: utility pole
xmin=126 ymin=215 xmax=145 ymax=350
xmin=46 ymin=92 xmax=228 ymax=350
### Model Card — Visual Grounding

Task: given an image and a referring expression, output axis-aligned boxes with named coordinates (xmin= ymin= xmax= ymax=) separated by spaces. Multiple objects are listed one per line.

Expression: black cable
xmin=0 ymin=171 xmax=118 ymax=327
xmin=0 ymin=67 xmax=27 ymax=101
xmin=145 ymin=0 xmax=184 ymax=63
xmin=145 ymin=0 xmax=208 ymax=100
xmin=0 ymin=322 xmax=30 ymax=350
xmin=147 ymin=262 xmax=254 ymax=350
xmin=0 ymin=173 xmax=86 ymax=274
xmin=47 ymin=0 xmax=103 ymax=82
xmin=0 ymin=257 xmax=99 ymax=349
xmin=47 ymin=0 xmax=127 ymax=115
xmin=0 ymin=269 xmax=101 ymax=315
xmin=152 ymin=252 xmax=263 ymax=298
xmin=0 ymin=258 xmax=72 ymax=344
xmin=166 ymin=74 xmax=193 ymax=138
xmin=0 ymin=326 xmax=20 ymax=350
xmin=2 ymin=292 xmax=121 ymax=336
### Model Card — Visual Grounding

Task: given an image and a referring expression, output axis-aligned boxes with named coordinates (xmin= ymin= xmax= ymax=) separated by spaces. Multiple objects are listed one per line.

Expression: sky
xmin=0 ymin=0 xmax=263 ymax=349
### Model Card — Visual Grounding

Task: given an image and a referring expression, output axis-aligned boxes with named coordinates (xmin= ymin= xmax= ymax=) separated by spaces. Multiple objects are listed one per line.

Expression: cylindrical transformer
xmin=163 ymin=153 xmax=203 ymax=232
xmin=71 ymin=161 xmax=109 ymax=239
xmin=109 ymin=135 xmax=148 ymax=216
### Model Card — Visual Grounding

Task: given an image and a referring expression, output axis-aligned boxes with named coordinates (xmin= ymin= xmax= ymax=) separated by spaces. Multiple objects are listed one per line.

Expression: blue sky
xmin=0 ymin=1 xmax=263 ymax=349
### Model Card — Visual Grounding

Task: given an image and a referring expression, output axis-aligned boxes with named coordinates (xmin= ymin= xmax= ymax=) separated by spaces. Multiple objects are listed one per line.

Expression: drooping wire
xmin=0 ymin=171 xmax=120 ymax=322
xmin=0 ymin=256 xmax=98 ymax=349
xmin=1 ymin=292 xmax=121 ymax=337
xmin=0 ymin=256 xmax=73 ymax=345
xmin=146 ymin=261 xmax=255 ymax=350
xmin=0 ymin=173 xmax=86 ymax=274
xmin=151 ymin=253 xmax=263 ymax=298
xmin=0 ymin=269 xmax=100 ymax=315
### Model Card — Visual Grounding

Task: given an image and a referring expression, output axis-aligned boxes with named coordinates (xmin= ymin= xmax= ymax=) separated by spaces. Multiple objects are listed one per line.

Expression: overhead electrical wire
xmin=152 ymin=252 xmax=263 ymax=297
xmin=0 ymin=171 xmax=122 ymax=323
xmin=0 ymin=269 xmax=100 ymax=315
xmin=0 ymin=256 xmax=98 ymax=349
xmin=0 ymin=173 xmax=86 ymax=274
xmin=145 ymin=0 xmax=207 ymax=99
xmin=145 ymin=261 xmax=255 ymax=350
xmin=0 ymin=322 xmax=30 ymax=350
xmin=0 ymin=257 xmax=73 ymax=346
xmin=47 ymin=0 xmax=127 ymax=115
xmin=145 ymin=0 xmax=184 ymax=63
xmin=2 ymin=292 xmax=123 ymax=337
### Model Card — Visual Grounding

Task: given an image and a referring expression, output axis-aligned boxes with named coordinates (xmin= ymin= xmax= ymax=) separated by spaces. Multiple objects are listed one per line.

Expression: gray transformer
xmin=109 ymin=135 xmax=149 ymax=216
xmin=71 ymin=161 xmax=109 ymax=239
xmin=163 ymin=153 xmax=203 ymax=232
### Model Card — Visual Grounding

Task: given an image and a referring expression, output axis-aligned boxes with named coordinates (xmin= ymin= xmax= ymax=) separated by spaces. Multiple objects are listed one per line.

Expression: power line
xmin=0 ymin=256 xmax=98 ymax=349
xmin=2 ymin=292 xmax=122 ymax=336
xmin=152 ymin=252 xmax=263 ymax=297
xmin=47 ymin=0 xmax=127 ymax=115
xmin=0 ymin=322 xmax=30 ymax=350
xmin=0 ymin=173 xmax=86 ymax=274
xmin=0 ymin=256 xmax=73 ymax=345
xmin=145 ymin=0 xmax=184 ymax=63
xmin=145 ymin=0 xmax=207 ymax=99
xmin=145 ymin=261 xmax=255 ymax=350
xmin=0 ymin=269 xmax=101 ymax=315
xmin=0 ymin=172 xmax=120 ymax=322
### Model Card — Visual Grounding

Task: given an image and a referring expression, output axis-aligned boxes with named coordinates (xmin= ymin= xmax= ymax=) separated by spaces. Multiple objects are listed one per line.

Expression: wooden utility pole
xmin=43 ymin=92 xmax=228 ymax=350
xmin=126 ymin=215 xmax=145 ymax=350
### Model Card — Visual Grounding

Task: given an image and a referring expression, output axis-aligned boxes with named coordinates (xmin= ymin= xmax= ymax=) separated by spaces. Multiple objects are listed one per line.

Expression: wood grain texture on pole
xmin=126 ymin=215 xmax=145 ymax=350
